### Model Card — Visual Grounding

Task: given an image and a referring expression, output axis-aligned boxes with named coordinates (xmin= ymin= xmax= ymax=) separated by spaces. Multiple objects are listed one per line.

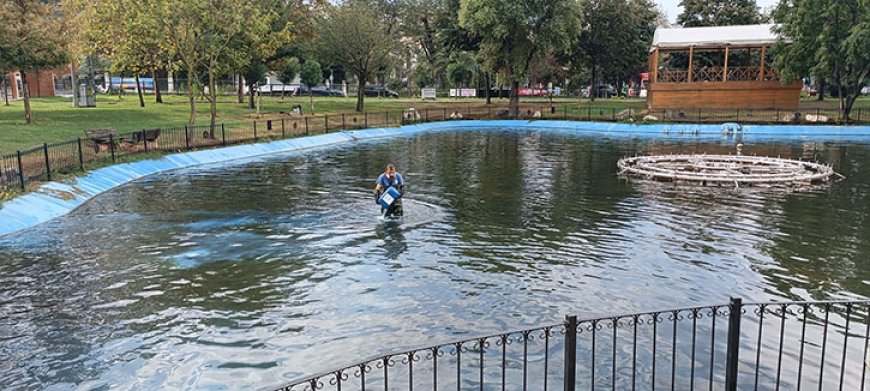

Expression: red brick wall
xmin=5 ymin=70 xmax=58 ymax=99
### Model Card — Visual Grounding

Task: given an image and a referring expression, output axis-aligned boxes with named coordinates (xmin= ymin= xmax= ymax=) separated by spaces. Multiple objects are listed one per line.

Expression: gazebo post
xmin=723 ymin=46 xmax=730 ymax=82
xmin=652 ymin=46 xmax=659 ymax=83
xmin=759 ymin=46 xmax=766 ymax=81
xmin=688 ymin=46 xmax=694 ymax=82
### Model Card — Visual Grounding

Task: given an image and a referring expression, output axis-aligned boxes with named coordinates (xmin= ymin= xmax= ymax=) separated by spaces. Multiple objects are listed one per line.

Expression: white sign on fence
xmin=421 ymin=88 xmax=437 ymax=100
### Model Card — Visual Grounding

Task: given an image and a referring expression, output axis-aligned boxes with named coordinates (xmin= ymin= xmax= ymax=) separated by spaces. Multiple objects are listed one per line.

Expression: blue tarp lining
xmin=2 ymin=120 xmax=869 ymax=237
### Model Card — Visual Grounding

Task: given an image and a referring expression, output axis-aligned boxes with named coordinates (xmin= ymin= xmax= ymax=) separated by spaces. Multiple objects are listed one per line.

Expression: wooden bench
xmin=120 ymin=128 xmax=161 ymax=150
xmin=85 ymin=128 xmax=117 ymax=153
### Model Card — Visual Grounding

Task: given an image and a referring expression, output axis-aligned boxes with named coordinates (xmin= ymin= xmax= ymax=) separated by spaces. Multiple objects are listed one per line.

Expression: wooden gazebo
xmin=647 ymin=24 xmax=801 ymax=110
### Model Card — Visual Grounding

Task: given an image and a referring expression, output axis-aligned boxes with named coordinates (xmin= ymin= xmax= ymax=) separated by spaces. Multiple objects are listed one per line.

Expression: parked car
xmin=581 ymin=84 xmax=617 ymax=98
xmin=296 ymin=86 xmax=345 ymax=97
xmin=364 ymin=86 xmax=400 ymax=98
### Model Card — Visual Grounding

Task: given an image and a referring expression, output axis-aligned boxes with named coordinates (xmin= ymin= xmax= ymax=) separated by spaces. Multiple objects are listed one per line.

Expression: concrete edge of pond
xmin=2 ymin=120 xmax=869 ymax=237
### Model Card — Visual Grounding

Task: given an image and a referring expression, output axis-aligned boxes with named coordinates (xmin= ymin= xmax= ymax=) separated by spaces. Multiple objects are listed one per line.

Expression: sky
xmin=657 ymin=0 xmax=780 ymax=23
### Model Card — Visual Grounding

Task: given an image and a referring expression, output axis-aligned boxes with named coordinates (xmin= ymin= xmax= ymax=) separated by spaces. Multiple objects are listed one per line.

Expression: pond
xmin=1 ymin=128 xmax=869 ymax=389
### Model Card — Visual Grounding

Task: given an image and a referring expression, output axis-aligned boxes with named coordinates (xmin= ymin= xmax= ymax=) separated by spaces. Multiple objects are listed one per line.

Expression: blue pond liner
xmin=1 ymin=120 xmax=869 ymax=237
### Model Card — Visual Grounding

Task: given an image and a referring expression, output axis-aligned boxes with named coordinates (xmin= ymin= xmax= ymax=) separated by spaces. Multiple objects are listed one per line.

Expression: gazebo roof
xmin=651 ymin=24 xmax=782 ymax=51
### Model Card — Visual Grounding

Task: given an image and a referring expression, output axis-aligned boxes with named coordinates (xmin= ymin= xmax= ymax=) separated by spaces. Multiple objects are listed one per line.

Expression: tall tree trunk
xmin=70 ymin=62 xmax=79 ymax=108
xmin=135 ymin=73 xmax=145 ymax=107
xmin=209 ymin=68 xmax=217 ymax=138
xmin=248 ymin=85 xmax=255 ymax=109
xmin=21 ymin=72 xmax=32 ymax=124
xmin=237 ymin=73 xmax=244 ymax=104
xmin=817 ymin=79 xmax=825 ymax=101
xmin=484 ymin=72 xmax=492 ymax=105
xmin=508 ymin=74 xmax=520 ymax=119
xmin=589 ymin=66 xmax=597 ymax=102
xmin=356 ymin=73 xmax=366 ymax=112
xmin=118 ymin=73 xmax=123 ymax=100
xmin=2 ymin=75 xmax=8 ymax=106
xmin=153 ymin=69 xmax=163 ymax=103
xmin=309 ymin=88 xmax=314 ymax=114
xmin=186 ymin=64 xmax=197 ymax=126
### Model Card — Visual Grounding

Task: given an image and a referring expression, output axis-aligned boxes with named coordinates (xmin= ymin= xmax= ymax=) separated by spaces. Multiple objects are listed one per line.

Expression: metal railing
xmin=275 ymin=298 xmax=870 ymax=390
xmin=1 ymin=104 xmax=867 ymax=193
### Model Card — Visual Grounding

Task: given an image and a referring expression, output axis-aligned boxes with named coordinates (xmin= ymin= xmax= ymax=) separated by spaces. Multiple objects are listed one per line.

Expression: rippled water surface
xmin=2 ymin=129 xmax=869 ymax=389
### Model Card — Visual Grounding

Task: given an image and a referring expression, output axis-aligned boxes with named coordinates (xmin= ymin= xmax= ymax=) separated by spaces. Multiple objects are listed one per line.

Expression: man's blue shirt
xmin=376 ymin=173 xmax=404 ymax=189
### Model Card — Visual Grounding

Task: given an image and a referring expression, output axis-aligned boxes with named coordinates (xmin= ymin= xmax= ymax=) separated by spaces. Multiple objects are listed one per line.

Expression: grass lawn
xmin=0 ymin=94 xmax=646 ymax=154
xmin=1 ymin=93 xmax=867 ymax=154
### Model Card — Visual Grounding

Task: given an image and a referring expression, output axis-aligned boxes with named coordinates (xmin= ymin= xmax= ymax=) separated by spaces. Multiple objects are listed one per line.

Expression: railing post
xmin=108 ymin=135 xmax=115 ymax=163
xmin=443 ymin=107 xmax=447 ymax=119
xmin=305 ymin=116 xmax=309 ymax=135
xmin=43 ymin=143 xmax=51 ymax=181
xmin=142 ymin=131 xmax=148 ymax=152
xmin=325 ymin=115 xmax=329 ymax=132
xmin=587 ymin=106 xmax=591 ymax=121
xmin=16 ymin=150 xmax=25 ymax=190
xmin=611 ymin=107 xmax=616 ymax=121
xmin=77 ymin=137 xmax=84 ymax=170
xmin=724 ymin=297 xmax=743 ymax=391
xmin=425 ymin=108 xmax=429 ymax=122
xmin=221 ymin=123 xmax=226 ymax=146
xmin=385 ymin=110 xmax=389 ymax=126
xmin=698 ymin=108 xmax=702 ymax=123
xmin=816 ymin=108 xmax=821 ymax=121
xmin=564 ymin=315 xmax=577 ymax=391
xmin=254 ymin=121 xmax=258 ymax=140
xmin=736 ymin=109 xmax=740 ymax=122
xmin=564 ymin=105 xmax=568 ymax=120
xmin=184 ymin=125 xmax=190 ymax=150
xmin=776 ymin=108 xmax=780 ymax=123
xmin=281 ymin=118 xmax=286 ymax=137
xmin=364 ymin=112 xmax=368 ymax=128
xmin=342 ymin=113 xmax=346 ymax=129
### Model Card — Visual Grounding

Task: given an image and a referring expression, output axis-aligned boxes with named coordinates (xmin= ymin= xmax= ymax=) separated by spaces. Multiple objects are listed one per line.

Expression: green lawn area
xmin=2 ymin=93 xmax=867 ymax=154
xmin=0 ymin=94 xmax=645 ymax=153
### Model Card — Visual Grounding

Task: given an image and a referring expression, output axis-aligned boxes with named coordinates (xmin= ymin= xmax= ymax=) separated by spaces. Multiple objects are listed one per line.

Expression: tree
xmin=278 ymin=57 xmax=301 ymax=100
xmin=0 ymin=0 xmax=69 ymax=124
xmin=446 ymin=51 xmax=475 ymax=98
xmin=677 ymin=0 xmax=762 ymax=27
xmin=316 ymin=1 xmax=395 ymax=112
xmin=460 ymin=0 xmax=582 ymax=117
xmin=771 ymin=0 xmax=868 ymax=120
xmin=243 ymin=60 xmax=268 ymax=110
xmin=299 ymin=60 xmax=322 ymax=113
xmin=156 ymin=0 xmax=276 ymax=132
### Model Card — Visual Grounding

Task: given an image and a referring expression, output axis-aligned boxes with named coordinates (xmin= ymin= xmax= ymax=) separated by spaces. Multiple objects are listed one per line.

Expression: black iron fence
xmin=275 ymin=299 xmax=870 ymax=391
xmin=1 ymin=105 xmax=868 ymax=193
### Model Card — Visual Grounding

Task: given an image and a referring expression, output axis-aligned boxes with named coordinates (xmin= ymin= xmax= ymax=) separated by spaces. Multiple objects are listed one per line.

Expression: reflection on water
xmin=1 ymin=129 xmax=869 ymax=389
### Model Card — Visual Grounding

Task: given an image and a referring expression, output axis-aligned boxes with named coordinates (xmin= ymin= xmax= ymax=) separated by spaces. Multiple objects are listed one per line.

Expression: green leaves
xmin=677 ymin=0 xmax=763 ymax=27
xmin=772 ymin=0 xmax=869 ymax=119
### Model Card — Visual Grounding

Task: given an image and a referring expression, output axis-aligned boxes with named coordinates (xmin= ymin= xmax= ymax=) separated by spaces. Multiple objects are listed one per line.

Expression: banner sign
xmin=421 ymin=88 xmax=437 ymax=100
xmin=449 ymin=88 xmax=476 ymax=97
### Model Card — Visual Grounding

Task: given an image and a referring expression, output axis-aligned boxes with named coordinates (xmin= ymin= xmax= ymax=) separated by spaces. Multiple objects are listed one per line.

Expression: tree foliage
xmin=677 ymin=0 xmax=762 ymax=27
xmin=300 ymin=60 xmax=322 ymax=113
xmin=771 ymin=0 xmax=868 ymax=119
xmin=0 ymin=0 xmax=70 ymax=124
xmin=459 ymin=0 xmax=581 ymax=116
xmin=571 ymin=0 xmax=660 ymax=100
xmin=315 ymin=1 xmax=395 ymax=111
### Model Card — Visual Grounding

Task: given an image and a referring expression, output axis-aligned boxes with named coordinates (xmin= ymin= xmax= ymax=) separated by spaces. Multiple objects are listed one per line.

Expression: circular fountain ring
xmin=617 ymin=154 xmax=840 ymax=187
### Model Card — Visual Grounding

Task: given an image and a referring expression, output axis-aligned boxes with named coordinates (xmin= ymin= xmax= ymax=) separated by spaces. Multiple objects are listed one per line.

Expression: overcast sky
xmin=657 ymin=0 xmax=779 ymax=23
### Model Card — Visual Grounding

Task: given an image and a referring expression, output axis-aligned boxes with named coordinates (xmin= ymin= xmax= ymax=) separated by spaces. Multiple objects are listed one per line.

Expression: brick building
xmin=4 ymin=70 xmax=58 ymax=99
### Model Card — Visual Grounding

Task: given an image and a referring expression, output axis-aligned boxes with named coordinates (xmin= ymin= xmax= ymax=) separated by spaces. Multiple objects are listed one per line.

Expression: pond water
xmin=1 ymin=128 xmax=869 ymax=389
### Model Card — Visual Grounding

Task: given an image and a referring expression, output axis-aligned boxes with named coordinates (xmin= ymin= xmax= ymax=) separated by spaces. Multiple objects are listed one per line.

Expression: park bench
xmin=84 ymin=128 xmax=117 ymax=153
xmin=120 ymin=128 xmax=161 ymax=150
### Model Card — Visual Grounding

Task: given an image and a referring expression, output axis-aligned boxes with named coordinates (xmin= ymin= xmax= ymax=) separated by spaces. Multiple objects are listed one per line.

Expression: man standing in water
xmin=374 ymin=163 xmax=405 ymax=217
